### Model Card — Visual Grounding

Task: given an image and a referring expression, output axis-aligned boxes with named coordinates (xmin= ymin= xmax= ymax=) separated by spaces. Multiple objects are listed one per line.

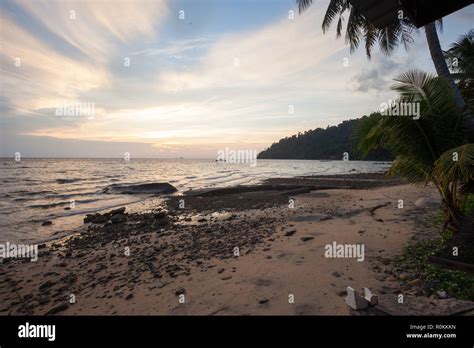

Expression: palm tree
xmin=357 ymin=70 xmax=474 ymax=229
xmin=424 ymin=23 xmax=474 ymax=134
xmin=444 ymin=30 xmax=474 ymax=109
xmin=303 ymin=0 xmax=417 ymax=58
xmin=296 ymin=0 xmax=474 ymax=136
xmin=444 ymin=30 xmax=474 ymax=83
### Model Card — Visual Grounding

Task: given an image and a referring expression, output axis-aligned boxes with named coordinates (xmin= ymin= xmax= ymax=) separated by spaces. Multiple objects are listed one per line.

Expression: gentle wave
xmin=28 ymin=198 xmax=100 ymax=209
xmin=0 ymin=158 xmax=390 ymax=243
xmin=56 ymin=178 xmax=83 ymax=184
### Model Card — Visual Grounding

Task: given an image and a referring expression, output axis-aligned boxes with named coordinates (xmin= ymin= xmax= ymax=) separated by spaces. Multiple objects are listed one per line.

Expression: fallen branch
xmin=428 ymin=255 xmax=474 ymax=274
xmin=369 ymin=202 xmax=391 ymax=222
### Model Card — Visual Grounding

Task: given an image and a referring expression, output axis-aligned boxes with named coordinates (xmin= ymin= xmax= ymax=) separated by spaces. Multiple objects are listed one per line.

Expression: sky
xmin=0 ymin=0 xmax=473 ymax=158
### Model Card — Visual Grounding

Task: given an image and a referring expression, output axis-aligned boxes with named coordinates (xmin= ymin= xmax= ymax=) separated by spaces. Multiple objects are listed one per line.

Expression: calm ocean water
xmin=0 ymin=158 xmax=391 ymax=243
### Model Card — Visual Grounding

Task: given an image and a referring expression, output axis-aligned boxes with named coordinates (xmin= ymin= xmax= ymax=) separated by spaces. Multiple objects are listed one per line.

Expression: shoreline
xmin=1 ymin=173 xmax=473 ymax=315
xmin=0 ymin=159 xmax=392 ymax=245
xmin=5 ymin=172 xmax=395 ymax=246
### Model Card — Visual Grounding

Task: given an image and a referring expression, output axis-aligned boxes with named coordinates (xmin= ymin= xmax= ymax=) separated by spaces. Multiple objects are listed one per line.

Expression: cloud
xmin=157 ymin=8 xmax=346 ymax=92
xmin=0 ymin=13 xmax=109 ymax=111
xmin=10 ymin=2 xmax=400 ymax=150
xmin=3 ymin=0 xmax=467 ymax=158
xmin=17 ymin=0 xmax=169 ymax=61
xmin=0 ymin=0 xmax=169 ymax=140
xmin=350 ymin=58 xmax=402 ymax=93
xmin=132 ymin=37 xmax=211 ymax=59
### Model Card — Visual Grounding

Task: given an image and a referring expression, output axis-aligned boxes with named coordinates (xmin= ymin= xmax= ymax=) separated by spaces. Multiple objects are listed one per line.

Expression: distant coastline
xmin=258 ymin=116 xmax=393 ymax=161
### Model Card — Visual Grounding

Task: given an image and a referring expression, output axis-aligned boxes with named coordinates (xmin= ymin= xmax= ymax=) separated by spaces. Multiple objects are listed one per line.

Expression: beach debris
xmin=414 ymin=197 xmax=441 ymax=208
xmin=344 ymin=287 xmax=369 ymax=310
xmin=369 ymin=202 xmax=391 ymax=222
xmin=41 ymin=221 xmax=52 ymax=226
xmin=331 ymin=271 xmax=342 ymax=278
xmin=364 ymin=288 xmax=378 ymax=305
xmin=399 ymin=273 xmax=408 ymax=281
xmin=276 ymin=187 xmax=312 ymax=196
xmin=436 ymin=290 xmax=448 ymax=299
xmin=109 ymin=207 xmax=126 ymax=215
xmin=407 ymin=279 xmax=423 ymax=288
xmin=289 ymin=213 xmax=332 ymax=222
xmin=154 ymin=210 xmax=167 ymax=219
xmin=45 ymin=303 xmax=69 ymax=315
xmin=37 ymin=296 xmax=50 ymax=305
xmin=258 ymin=298 xmax=269 ymax=304
xmin=300 ymin=236 xmax=314 ymax=242
xmin=84 ymin=213 xmax=108 ymax=224
xmin=284 ymin=229 xmax=296 ymax=236
xmin=103 ymin=182 xmax=177 ymax=195
xmin=39 ymin=280 xmax=55 ymax=291
xmin=175 ymin=288 xmax=186 ymax=296
xmin=110 ymin=214 xmax=127 ymax=224
xmin=183 ymin=184 xmax=347 ymax=198
xmin=84 ymin=207 xmax=128 ymax=224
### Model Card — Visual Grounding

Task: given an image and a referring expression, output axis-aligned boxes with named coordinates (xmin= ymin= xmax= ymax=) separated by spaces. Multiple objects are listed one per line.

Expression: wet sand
xmin=1 ymin=173 xmax=472 ymax=315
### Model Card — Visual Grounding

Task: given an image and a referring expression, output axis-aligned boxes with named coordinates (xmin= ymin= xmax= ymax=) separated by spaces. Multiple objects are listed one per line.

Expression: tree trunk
xmin=425 ymin=22 xmax=474 ymax=138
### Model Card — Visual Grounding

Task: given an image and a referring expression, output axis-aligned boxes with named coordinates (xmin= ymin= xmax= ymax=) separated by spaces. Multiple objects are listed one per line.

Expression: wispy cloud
xmin=0 ymin=13 xmax=109 ymax=111
xmin=18 ymin=0 xmax=168 ymax=61
xmin=1 ymin=0 xmax=472 ymax=157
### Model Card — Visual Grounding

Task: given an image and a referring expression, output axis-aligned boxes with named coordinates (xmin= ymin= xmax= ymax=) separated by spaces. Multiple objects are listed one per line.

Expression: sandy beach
xmin=1 ymin=173 xmax=473 ymax=316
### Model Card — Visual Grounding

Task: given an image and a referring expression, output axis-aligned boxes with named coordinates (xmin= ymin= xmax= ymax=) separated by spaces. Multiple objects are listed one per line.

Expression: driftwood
xmin=369 ymin=202 xmax=391 ymax=222
xmin=275 ymin=187 xmax=313 ymax=196
xmin=184 ymin=184 xmax=342 ymax=197
xmin=351 ymin=294 xmax=474 ymax=316
xmin=428 ymin=255 xmax=474 ymax=274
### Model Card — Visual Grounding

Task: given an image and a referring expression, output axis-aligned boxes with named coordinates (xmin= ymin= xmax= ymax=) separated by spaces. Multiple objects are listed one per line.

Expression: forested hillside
xmin=258 ymin=115 xmax=393 ymax=161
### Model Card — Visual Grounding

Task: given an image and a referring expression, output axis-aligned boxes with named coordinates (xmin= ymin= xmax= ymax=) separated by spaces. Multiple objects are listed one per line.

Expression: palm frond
xmin=387 ymin=155 xmax=431 ymax=183
xmin=444 ymin=29 xmax=474 ymax=82
xmin=398 ymin=19 xmax=416 ymax=50
xmin=378 ymin=24 xmax=399 ymax=56
xmin=356 ymin=114 xmax=384 ymax=156
xmin=336 ymin=16 xmax=344 ymax=38
xmin=321 ymin=0 xmax=348 ymax=33
xmin=296 ymin=0 xmax=314 ymax=13
xmin=435 ymin=144 xmax=474 ymax=185
xmin=362 ymin=18 xmax=377 ymax=58
xmin=392 ymin=70 xmax=439 ymax=109
xmin=345 ymin=7 xmax=363 ymax=53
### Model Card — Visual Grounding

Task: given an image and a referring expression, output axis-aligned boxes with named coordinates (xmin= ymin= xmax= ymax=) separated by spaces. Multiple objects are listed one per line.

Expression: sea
xmin=0 ymin=158 xmax=391 ymax=243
